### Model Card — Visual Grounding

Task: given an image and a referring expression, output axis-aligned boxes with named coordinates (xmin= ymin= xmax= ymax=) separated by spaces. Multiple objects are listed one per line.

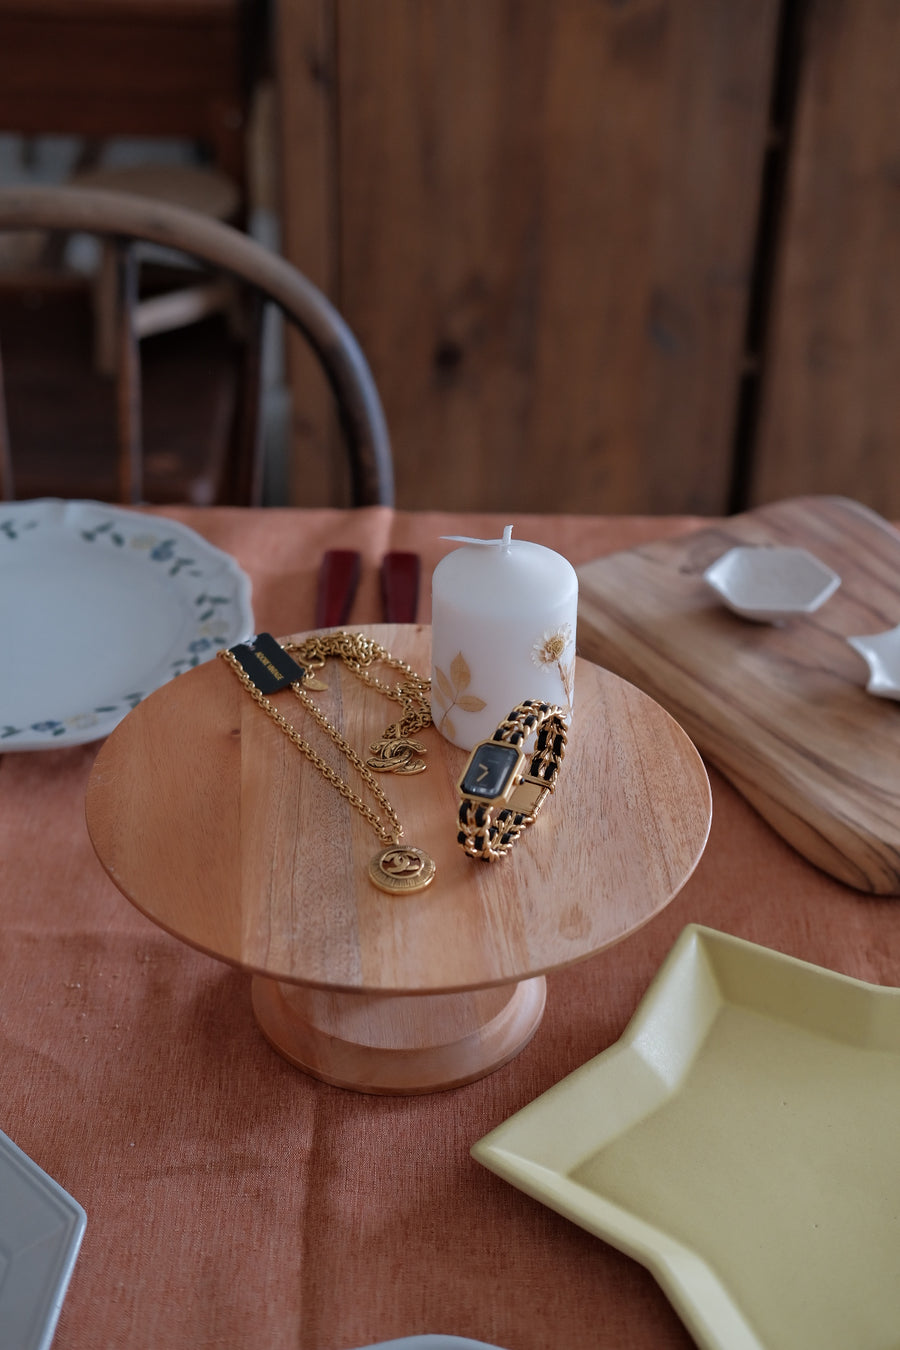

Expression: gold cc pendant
xmin=368 ymin=846 xmax=436 ymax=894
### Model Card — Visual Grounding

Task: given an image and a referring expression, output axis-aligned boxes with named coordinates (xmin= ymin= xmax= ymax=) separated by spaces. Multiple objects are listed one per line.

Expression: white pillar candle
xmin=430 ymin=525 xmax=578 ymax=749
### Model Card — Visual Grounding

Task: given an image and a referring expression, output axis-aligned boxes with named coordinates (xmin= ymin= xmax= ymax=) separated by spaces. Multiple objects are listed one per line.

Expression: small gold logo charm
xmin=366 ymin=737 xmax=428 ymax=774
xmin=368 ymin=846 xmax=436 ymax=894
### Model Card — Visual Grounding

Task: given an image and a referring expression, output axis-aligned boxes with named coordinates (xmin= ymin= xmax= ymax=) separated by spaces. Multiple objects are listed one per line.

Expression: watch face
xmin=460 ymin=741 xmax=523 ymax=801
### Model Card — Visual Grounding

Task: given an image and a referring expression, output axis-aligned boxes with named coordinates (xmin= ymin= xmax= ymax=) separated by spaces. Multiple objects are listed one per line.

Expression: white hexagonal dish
xmin=847 ymin=624 xmax=900 ymax=701
xmin=703 ymin=545 xmax=841 ymax=623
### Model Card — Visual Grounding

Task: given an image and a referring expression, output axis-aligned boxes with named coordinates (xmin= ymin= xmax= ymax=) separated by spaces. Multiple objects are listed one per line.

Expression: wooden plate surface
xmin=86 ymin=624 xmax=711 ymax=993
xmin=577 ymin=496 xmax=900 ymax=894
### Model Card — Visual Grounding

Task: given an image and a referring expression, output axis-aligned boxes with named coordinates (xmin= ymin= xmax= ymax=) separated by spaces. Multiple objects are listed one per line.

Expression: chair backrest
xmin=0 ymin=184 xmax=394 ymax=507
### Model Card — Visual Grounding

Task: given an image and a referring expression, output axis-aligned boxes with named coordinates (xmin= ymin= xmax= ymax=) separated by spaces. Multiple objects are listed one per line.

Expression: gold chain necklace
xmin=218 ymin=632 xmax=436 ymax=895
xmin=283 ymin=630 xmax=433 ymax=774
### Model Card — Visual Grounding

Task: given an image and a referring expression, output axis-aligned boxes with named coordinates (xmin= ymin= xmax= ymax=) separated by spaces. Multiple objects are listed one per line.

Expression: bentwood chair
xmin=0 ymin=185 xmax=393 ymax=506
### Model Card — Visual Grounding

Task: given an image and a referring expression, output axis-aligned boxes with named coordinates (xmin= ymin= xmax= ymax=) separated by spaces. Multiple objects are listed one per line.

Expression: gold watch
xmin=457 ymin=700 xmax=567 ymax=861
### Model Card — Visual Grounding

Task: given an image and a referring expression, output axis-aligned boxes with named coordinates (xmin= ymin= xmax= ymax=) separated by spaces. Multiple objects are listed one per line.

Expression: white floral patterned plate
xmin=0 ymin=499 xmax=253 ymax=750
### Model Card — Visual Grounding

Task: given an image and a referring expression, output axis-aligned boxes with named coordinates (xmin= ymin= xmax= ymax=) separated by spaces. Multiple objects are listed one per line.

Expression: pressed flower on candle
xmin=532 ymin=623 xmax=576 ymax=709
xmin=430 ymin=526 xmax=578 ymax=750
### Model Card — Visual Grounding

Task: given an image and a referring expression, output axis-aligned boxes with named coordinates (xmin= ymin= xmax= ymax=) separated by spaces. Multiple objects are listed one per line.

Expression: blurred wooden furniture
xmin=0 ymin=0 xmax=260 ymax=198
xmin=276 ymin=0 xmax=900 ymax=520
xmin=0 ymin=275 xmax=247 ymax=505
xmin=276 ymin=0 xmax=779 ymax=513
xmin=68 ymin=163 xmax=242 ymax=376
xmin=749 ymin=1 xmax=900 ymax=516
xmin=0 ymin=185 xmax=393 ymax=506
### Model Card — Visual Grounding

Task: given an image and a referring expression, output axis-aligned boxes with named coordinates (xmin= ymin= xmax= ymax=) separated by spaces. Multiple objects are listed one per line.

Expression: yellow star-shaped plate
xmin=472 ymin=925 xmax=900 ymax=1350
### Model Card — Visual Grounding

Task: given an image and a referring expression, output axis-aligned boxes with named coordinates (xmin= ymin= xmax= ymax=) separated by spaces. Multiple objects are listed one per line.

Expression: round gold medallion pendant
xmin=369 ymin=846 xmax=436 ymax=895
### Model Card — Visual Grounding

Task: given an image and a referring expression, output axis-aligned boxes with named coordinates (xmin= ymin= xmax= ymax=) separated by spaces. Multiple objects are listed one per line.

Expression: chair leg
xmin=114 ymin=239 xmax=143 ymax=504
xmin=94 ymin=242 xmax=119 ymax=377
xmin=228 ymin=289 xmax=264 ymax=505
xmin=0 ymin=337 xmax=13 ymax=500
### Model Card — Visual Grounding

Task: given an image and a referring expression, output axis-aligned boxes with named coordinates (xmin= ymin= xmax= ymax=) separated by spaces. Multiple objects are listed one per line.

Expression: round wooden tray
xmin=86 ymin=624 xmax=712 ymax=1093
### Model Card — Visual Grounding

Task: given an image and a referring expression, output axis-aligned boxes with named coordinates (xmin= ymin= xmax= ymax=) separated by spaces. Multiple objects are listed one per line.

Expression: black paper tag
xmin=227 ymin=632 xmax=304 ymax=693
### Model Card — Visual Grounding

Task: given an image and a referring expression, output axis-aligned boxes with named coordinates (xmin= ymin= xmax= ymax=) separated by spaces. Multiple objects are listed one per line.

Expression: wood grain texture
xmin=751 ymin=0 xmax=900 ymax=515
xmin=250 ymin=974 xmax=547 ymax=1093
xmin=577 ymin=495 xmax=900 ymax=895
xmin=85 ymin=624 xmax=711 ymax=994
xmin=279 ymin=0 xmax=777 ymax=513
xmin=275 ymin=0 xmax=348 ymax=507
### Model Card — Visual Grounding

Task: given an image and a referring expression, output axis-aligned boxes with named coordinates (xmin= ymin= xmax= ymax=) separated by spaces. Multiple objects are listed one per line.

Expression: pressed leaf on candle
xmin=433 ymin=651 xmax=487 ymax=739
xmin=434 ymin=668 xmax=455 ymax=705
xmin=451 ymin=652 xmax=471 ymax=691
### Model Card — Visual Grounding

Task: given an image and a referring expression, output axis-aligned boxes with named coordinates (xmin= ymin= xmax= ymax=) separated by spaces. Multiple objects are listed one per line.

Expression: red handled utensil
xmin=314 ymin=549 xmax=361 ymax=627
xmin=380 ymin=551 xmax=420 ymax=622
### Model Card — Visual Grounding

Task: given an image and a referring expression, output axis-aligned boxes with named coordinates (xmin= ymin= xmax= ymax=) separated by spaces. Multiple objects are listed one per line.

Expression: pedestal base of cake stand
xmin=250 ymin=974 xmax=548 ymax=1094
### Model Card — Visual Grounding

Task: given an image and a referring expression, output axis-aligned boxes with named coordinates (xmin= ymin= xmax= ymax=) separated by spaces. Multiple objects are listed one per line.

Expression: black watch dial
xmin=460 ymin=741 xmax=522 ymax=800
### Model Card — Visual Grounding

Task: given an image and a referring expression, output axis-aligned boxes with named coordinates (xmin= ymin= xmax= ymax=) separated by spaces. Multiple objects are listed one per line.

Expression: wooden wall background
xmin=750 ymin=0 xmax=900 ymax=514
xmin=276 ymin=0 xmax=900 ymax=519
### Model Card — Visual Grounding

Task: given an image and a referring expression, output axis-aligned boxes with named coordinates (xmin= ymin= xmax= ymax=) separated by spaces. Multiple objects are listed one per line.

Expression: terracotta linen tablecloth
xmin=3 ymin=506 xmax=899 ymax=1350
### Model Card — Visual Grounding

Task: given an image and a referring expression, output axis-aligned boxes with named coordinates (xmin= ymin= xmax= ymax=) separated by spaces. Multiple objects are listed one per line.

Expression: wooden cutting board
xmin=576 ymin=496 xmax=900 ymax=895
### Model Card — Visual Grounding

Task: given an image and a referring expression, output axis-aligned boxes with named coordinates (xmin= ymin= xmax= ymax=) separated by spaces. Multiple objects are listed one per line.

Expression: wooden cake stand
xmin=85 ymin=624 xmax=711 ymax=1094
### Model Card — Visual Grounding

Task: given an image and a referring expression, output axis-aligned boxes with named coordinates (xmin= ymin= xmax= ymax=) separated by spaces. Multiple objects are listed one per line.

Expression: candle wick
xmin=439 ymin=527 xmax=517 ymax=549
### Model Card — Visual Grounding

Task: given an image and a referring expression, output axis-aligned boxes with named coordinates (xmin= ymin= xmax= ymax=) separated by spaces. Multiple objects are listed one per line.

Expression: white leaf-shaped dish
xmin=847 ymin=624 xmax=900 ymax=701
